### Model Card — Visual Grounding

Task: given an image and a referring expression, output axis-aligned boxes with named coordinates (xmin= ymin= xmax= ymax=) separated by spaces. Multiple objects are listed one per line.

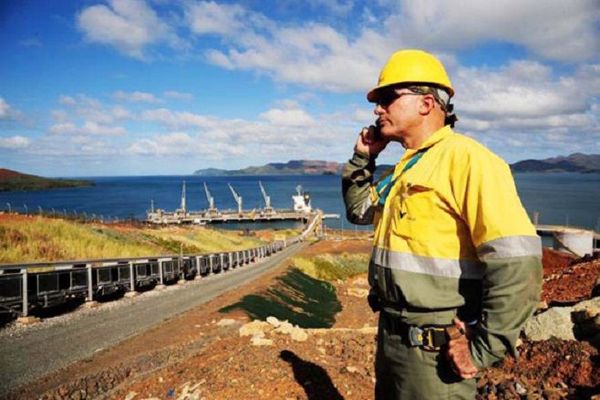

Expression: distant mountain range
xmin=0 ymin=168 xmax=93 ymax=191
xmin=194 ymin=160 xmax=345 ymax=176
xmin=510 ymin=153 xmax=600 ymax=173
xmin=195 ymin=153 xmax=600 ymax=176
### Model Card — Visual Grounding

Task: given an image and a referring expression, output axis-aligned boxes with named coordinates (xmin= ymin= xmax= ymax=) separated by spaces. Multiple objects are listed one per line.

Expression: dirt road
xmin=0 ymin=242 xmax=305 ymax=397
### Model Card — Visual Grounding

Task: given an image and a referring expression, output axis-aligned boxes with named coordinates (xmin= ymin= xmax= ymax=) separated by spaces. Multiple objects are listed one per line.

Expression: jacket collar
xmin=400 ymin=125 xmax=453 ymax=162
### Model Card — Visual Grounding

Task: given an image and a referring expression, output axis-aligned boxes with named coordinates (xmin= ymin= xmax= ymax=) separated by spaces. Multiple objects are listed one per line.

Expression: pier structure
xmin=147 ymin=181 xmax=339 ymax=226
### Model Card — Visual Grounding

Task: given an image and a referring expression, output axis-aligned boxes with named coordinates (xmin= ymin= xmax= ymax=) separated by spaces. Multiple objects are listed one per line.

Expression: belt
xmin=382 ymin=312 xmax=459 ymax=352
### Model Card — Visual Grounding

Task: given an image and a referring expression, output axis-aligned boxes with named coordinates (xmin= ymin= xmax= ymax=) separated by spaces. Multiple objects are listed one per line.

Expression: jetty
xmin=147 ymin=182 xmax=339 ymax=225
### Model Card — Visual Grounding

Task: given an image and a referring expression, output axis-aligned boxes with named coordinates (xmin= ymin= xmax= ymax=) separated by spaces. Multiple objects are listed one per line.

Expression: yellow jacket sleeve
xmin=451 ymin=144 xmax=543 ymax=369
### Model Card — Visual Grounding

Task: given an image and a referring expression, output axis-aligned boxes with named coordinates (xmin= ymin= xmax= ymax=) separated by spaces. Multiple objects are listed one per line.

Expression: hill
xmin=194 ymin=153 xmax=600 ymax=177
xmin=194 ymin=160 xmax=344 ymax=176
xmin=511 ymin=153 xmax=600 ymax=173
xmin=0 ymin=168 xmax=93 ymax=191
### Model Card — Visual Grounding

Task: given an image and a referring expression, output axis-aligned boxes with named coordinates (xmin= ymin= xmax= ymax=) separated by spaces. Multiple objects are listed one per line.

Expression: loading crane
xmin=228 ymin=183 xmax=243 ymax=214
xmin=178 ymin=181 xmax=187 ymax=214
xmin=204 ymin=182 xmax=218 ymax=215
xmin=259 ymin=181 xmax=274 ymax=214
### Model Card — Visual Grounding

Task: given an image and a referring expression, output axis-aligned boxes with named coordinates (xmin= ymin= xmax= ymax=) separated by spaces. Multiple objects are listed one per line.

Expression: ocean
xmin=0 ymin=173 xmax=599 ymax=231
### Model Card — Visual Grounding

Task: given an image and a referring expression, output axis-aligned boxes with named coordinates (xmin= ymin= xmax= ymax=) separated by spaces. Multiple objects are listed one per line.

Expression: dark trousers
xmin=374 ymin=313 xmax=476 ymax=399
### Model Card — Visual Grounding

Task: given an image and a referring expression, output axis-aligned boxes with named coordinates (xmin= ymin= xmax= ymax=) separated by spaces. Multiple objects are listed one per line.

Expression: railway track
xmin=0 ymin=240 xmax=306 ymax=397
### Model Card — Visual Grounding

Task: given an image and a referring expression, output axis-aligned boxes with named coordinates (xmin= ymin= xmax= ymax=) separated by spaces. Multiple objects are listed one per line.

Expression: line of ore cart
xmin=0 ymin=238 xmax=294 ymax=318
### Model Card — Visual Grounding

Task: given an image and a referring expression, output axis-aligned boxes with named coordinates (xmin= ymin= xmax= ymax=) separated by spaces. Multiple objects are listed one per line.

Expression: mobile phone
xmin=370 ymin=124 xmax=382 ymax=141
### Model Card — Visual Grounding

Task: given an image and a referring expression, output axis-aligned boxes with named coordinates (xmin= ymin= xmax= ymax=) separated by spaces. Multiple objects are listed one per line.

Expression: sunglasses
xmin=375 ymin=88 xmax=422 ymax=108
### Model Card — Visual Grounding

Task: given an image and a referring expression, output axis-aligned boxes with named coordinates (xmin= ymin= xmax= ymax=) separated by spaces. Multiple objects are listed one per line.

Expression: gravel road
xmin=0 ymin=242 xmax=305 ymax=397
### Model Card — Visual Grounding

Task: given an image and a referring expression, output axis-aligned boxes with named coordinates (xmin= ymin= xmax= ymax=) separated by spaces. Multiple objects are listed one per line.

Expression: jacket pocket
xmin=390 ymin=182 xmax=436 ymax=241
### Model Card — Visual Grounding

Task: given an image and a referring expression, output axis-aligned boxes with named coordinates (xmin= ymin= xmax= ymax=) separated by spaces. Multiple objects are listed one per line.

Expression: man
xmin=342 ymin=49 xmax=542 ymax=399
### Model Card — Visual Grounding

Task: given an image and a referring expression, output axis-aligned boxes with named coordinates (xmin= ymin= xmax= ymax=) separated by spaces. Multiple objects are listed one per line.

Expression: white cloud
xmin=127 ymin=131 xmax=245 ymax=157
xmin=163 ymin=91 xmax=194 ymax=100
xmin=305 ymin=0 xmax=354 ymax=16
xmin=454 ymin=61 xmax=599 ymax=128
xmin=114 ymin=90 xmax=160 ymax=103
xmin=49 ymin=121 xmax=127 ymax=136
xmin=77 ymin=0 xmax=177 ymax=59
xmin=0 ymin=136 xmax=31 ymax=149
xmin=188 ymin=0 xmax=598 ymax=96
xmin=185 ymin=1 xmax=246 ymax=37
xmin=259 ymin=107 xmax=316 ymax=126
xmin=186 ymin=2 xmax=390 ymax=92
xmin=0 ymin=97 xmax=11 ymax=119
xmin=59 ymin=96 xmax=77 ymax=106
xmin=49 ymin=122 xmax=77 ymax=135
xmin=392 ymin=0 xmax=599 ymax=62
xmin=141 ymin=108 xmax=216 ymax=128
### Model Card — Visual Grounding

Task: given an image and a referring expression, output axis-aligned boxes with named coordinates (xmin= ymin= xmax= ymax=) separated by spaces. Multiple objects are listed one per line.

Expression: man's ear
xmin=418 ymin=95 xmax=436 ymax=115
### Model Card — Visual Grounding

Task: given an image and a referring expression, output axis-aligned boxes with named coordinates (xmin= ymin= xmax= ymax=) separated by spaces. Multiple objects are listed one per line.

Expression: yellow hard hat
xmin=367 ymin=49 xmax=454 ymax=102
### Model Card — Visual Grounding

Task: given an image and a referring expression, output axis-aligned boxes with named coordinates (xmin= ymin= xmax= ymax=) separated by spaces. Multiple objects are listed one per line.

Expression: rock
xmin=523 ymin=307 xmax=575 ymax=341
xmin=251 ymin=336 xmax=273 ymax=346
xmin=290 ymin=328 xmax=308 ymax=342
xmin=16 ymin=316 xmax=41 ymax=325
xmin=124 ymin=392 xmax=137 ymax=400
xmin=274 ymin=321 xmax=294 ymax=335
xmin=571 ymin=307 xmax=599 ymax=323
xmin=351 ymin=277 xmax=369 ymax=287
xmin=573 ymin=297 xmax=600 ymax=338
xmin=536 ymin=300 xmax=548 ymax=312
xmin=345 ymin=366 xmax=358 ymax=373
xmin=252 ymin=331 xmax=265 ymax=339
xmin=217 ymin=318 xmax=237 ymax=327
xmin=346 ymin=288 xmax=369 ymax=298
xmin=266 ymin=316 xmax=281 ymax=327
xmin=358 ymin=326 xmax=377 ymax=334
xmin=573 ymin=297 xmax=600 ymax=314
xmin=239 ymin=320 xmax=271 ymax=337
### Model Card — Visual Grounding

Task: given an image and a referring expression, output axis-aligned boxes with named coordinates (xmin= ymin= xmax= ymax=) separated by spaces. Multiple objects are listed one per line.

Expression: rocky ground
xmin=6 ymin=241 xmax=600 ymax=400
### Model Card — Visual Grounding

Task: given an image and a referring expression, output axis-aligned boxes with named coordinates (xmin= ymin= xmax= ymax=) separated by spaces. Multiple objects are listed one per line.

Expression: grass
xmin=291 ymin=252 xmax=370 ymax=282
xmin=220 ymin=268 xmax=342 ymax=328
xmin=0 ymin=215 xmax=270 ymax=264
xmin=220 ymin=249 xmax=370 ymax=328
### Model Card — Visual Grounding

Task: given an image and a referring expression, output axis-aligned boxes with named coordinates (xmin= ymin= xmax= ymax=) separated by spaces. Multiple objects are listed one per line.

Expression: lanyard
xmin=376 ymin=149 xmax=427 ymax=207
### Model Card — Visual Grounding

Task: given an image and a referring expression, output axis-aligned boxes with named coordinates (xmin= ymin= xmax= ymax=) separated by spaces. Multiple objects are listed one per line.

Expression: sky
xmin=0 ymin=0 xmax=599 ymax=177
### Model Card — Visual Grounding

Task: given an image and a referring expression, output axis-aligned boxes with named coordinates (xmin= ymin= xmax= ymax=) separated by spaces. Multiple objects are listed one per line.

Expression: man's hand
xmin=446 ymin=318 xmax=478 ymax=379
xmin=354 ymin=126 xmax=390 ymax=158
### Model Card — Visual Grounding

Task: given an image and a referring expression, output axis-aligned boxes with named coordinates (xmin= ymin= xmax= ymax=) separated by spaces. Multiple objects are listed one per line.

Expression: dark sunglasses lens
xmin=377 ymin=90 xmax=398 ymax=107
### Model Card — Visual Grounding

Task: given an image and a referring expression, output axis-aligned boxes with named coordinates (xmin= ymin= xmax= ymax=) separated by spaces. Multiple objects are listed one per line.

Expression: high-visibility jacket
xmin=342 ymin=125 xmax=542 ymax=369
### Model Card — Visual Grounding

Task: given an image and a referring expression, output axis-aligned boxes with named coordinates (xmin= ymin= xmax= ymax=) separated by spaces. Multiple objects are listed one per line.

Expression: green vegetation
xmin=0 ymin=168 xmax=93 ymax=191
xmin=292 ymin=253 xmax=370 ymax=281
xmin=220 ymin=268 xmax=341 ymax=328
xmin=0 ymin=215 xmax=267 ymax=264
xmin=220 ymin=251 xmax=370 ymax=328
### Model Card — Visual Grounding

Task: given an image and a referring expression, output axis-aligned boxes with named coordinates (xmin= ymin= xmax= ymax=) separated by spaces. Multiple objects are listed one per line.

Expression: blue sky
xmin=0 ymin=0 xmax=598 ymax=177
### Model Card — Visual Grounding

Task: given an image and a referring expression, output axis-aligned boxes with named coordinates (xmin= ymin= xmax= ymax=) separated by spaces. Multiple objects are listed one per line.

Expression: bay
xmin=0 ymin=173 xmax=598 ymax=231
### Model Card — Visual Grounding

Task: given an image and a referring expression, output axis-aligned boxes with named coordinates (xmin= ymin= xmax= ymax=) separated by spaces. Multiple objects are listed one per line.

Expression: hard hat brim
xmin=366 ymin=82 xmax=454 ymax=103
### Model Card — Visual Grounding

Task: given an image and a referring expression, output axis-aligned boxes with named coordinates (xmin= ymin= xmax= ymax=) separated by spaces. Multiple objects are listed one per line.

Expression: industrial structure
xmin=146 ymin=182 xmax=337 ymax=225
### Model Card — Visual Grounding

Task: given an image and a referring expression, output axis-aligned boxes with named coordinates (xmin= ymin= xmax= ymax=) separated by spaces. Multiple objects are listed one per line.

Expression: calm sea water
xmin=0 ymin=173 xmax=598 ymax=231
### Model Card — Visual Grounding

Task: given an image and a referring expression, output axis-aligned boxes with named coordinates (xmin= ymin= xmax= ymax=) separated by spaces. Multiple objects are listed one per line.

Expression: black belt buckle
xmin=421 ymin=326 xmax=446 ymax=351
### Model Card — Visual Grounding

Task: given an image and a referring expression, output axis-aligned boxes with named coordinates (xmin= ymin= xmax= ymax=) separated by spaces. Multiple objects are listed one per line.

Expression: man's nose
xmin=374 ymin=103 xmax=384 ymax=116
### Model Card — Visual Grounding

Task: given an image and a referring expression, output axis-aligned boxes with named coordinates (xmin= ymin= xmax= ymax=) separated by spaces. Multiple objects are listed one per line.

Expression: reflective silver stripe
xmin=477 ymin=235 xmax=542 ymax=260
xmin=372 ymin=247 xmax=483 ymax=279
